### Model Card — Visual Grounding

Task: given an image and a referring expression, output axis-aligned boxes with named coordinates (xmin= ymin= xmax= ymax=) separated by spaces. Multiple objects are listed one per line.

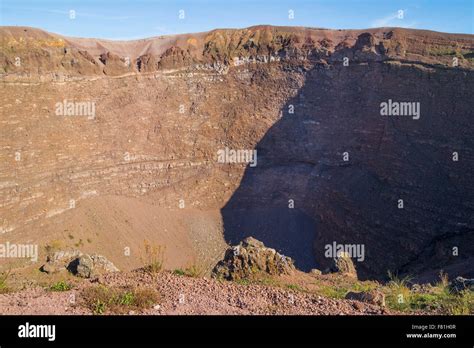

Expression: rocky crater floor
xmin=0 ymin=237 xmax=472 ymax=315
xmin=0 ymin=271 xmax=390 ymax=315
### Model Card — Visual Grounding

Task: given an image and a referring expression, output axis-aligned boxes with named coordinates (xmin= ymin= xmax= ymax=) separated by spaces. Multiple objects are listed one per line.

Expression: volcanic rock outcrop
xmin=41 ymin=250 xmax=119 ymax=277
xmin=212 ymin=237 xmax=296 ymax=280
xmin=345 ymin=289 xmax=386 ymax=307
xmin=329 ymin=252 xmax=358 ymax=278
xmin=449 ymin=277 xmax=474 ymax=294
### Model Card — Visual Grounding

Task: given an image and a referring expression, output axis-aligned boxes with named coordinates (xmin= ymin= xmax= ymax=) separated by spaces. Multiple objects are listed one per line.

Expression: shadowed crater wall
xmin=222 ymin=61 xmax=474 ymax=280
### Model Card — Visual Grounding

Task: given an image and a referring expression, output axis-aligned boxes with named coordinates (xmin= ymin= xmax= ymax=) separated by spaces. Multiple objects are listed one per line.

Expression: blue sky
xmin=1 ymin=0 xmax=473 ymax=39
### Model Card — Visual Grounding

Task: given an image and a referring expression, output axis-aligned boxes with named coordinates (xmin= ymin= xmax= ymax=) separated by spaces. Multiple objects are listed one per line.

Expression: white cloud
xmin=372 ymin=13 xmax=399 ymax=27
xmin=371 ymin=9 xmax=416 ymax=28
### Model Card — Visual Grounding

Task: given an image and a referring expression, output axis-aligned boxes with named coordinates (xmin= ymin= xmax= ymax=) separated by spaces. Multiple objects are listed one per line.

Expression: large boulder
xmin=212 ymin=237 xmax=296 ymax=280
xmin=70 ymin=254 xmax=94 ymax=278
xmin=329 ymin=251 xmax=358 ymax=279
xmin=449 ymin=277 xmax=474 ymax=294
xmin=68 ymin=253 xmax=119 ymax=278
xmin=345 ymin=289 xmax=386 ymax=307
xmin=40 ymin=250 xmax=83 ymax=274
xmin=309 ymin=268 xmax=322 ymax=276
xmin=41 ymin=249 xmax=119 ymax=278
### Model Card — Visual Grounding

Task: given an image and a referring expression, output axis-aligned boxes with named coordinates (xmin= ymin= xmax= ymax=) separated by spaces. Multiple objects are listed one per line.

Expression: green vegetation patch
xmin=49 ymin=280 xmax=72 ymax=292
xmin=81 ymin=285 xmax=160 ymax=315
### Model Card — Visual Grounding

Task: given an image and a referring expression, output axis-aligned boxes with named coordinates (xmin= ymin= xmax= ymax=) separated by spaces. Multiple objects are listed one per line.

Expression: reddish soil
xmin=0 ymin=271 xmax=390 ymax=315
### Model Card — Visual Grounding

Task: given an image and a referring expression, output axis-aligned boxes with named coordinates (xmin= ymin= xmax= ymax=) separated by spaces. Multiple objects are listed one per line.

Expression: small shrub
xmin=352 ymin=281 xmax=378 ymax=293
xmin=409 ymin=293 xmax=440 ymax=310
xmin=407 ymin=289 xmax=473 ymax=314
xmin=173 ymin=269 xmax=186 ymax=276
xmin=0 ymin=269 xmax=11 ymax=294
xmin=93 ymin=299 xmax=106 ymax=315
xmin=387 ymin=271 xmax=412 ymax=288
xmin=287 ymin=284 xmax=303 ymax=292
xmin=50 ymin=280 xmax=72 ymax=292
xmin=318 ymin=285 xmax=348 ymax=299
xmin=141 ymin=241 xmax=165 ymax=274
xmin=174 ymin=262 xmax=207 ymax=278
xmin=119 ymin=291 xmax=134 ymax=306
xmin=82 ymin=285 xmax=160 ymax=315
xmin=386 ymin=271 xmax=413 ymax=311
xmin=187 ymin=263 xmax=207 ymax=278
xmin=383 ymin=271 xmax=473 ymax=314
xmin=254 ymin=275 xmax=279 ymax=287
xmin=235 ymin=278 xmax=251 ymax=286
xmin=444 ymin=290 xmax=473 ymax=315
xmin=133 ymin=287 xmax=161 ymax=309
xmin=436 ymin=270 xmax=450 ymax=290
